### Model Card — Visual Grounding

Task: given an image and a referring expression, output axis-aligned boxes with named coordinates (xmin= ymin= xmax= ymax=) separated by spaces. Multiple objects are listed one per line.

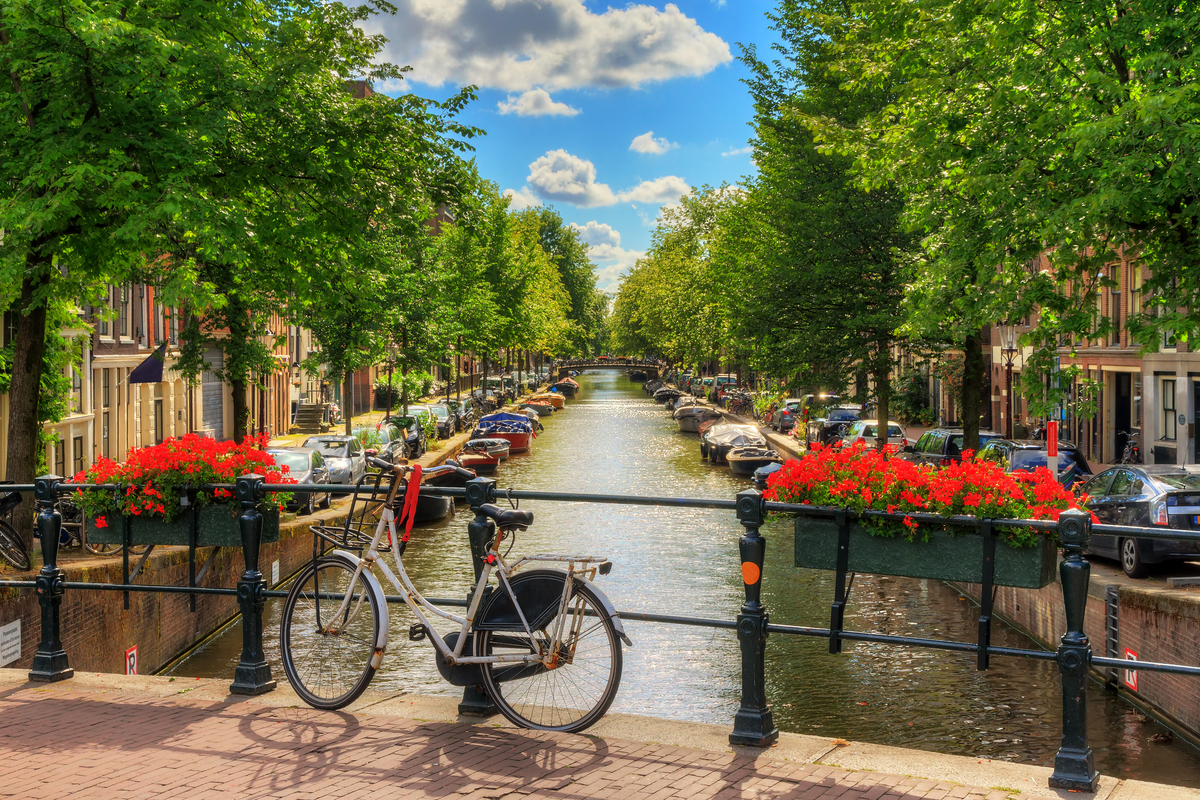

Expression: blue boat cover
xmin=474 ymin=412 xmax=533 ymax=434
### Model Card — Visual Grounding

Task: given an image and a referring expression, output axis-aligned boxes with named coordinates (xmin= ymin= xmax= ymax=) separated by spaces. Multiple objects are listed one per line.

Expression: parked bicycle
xmin=1119 ymin=430 xmax=1142 ymax=465
xmin=281 ymin=459 xmax=629 ymax=732
xmin=0 ymin=484 xmax=29 ymax=571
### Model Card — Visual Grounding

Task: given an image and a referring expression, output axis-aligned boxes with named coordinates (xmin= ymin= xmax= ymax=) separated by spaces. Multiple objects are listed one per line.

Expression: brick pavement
xmin=0 ymin=686 xmax=1014 ymax=800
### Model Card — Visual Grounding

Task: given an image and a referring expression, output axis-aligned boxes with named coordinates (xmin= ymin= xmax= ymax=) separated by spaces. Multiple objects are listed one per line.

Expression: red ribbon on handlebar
xmin=399 ymin=465 xmax=423 ymax=542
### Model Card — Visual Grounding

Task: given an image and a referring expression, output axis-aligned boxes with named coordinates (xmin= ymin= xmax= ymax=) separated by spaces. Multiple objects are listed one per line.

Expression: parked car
xmin=771 ymin=398 xmax=805 ymax=432
xmin=900 ymin=427 xmax=1005 ymax=467
xmin=975 ymin=438 xmax=1093 ymax=488
xmin=428 ymin=402 xmax=461 ymax=439
xmin=805 ymin=404 xmax=863 ymax=447
xmin=266 ymin=447 xmax=331 ymax=515
xmin=392 ymin=413 xmax=428 ymax=458
xmin=301 ymin=435 xmax=366 ymax=485
xmin=374 ymin=422 xmax=410 ymax=463
xmin=841 ymin=419 xmax=909 ymax=449
xmin=1078 ymin=465 xmax=1200 ymax=577
xmin=710 ymin=374 xmax=739 ymax=402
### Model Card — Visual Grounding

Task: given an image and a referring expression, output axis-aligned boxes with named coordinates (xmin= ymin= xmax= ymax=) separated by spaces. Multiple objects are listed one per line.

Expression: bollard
xmin=229 ymin=474 xmax=277 ymax=695
xmin=729 ymin=489 xmax=778 ymax=747
xmin=1049 ymin=509 xmax=1099 ymax=792
xmin=29 ymin=475 xmax=73 ymax=683
xmin=459 ymin=476 xmax=498 ymax=716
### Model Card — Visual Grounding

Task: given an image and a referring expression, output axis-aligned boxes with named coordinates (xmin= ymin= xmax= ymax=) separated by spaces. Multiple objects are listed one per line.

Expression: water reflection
xmin=168 ymin=369 xmax=1200 ymax=786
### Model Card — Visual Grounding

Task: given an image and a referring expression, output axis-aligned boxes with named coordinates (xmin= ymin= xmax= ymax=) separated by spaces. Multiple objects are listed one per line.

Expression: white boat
xmin=674 ymin=403 xmax=723 ymax=433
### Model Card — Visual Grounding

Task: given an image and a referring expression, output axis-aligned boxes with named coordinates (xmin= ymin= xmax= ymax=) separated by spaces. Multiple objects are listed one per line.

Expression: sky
xmin=362 ymin=0 xmax=778 ymax=292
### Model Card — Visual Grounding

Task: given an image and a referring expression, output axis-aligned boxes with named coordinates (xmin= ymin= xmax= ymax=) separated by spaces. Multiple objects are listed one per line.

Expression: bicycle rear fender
xmin=331 ymin=549 xmax=391 ymax=667
xmin=475 ymin=568 xmax=632 ymax=646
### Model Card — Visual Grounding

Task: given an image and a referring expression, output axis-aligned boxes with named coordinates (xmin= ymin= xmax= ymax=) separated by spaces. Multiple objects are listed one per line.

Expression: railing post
xmin=29 ymin=474 xmax=73 ymax=683
xmin=459 ymin=476 xmax=498 ymax=716
xmin=730 ymin=489 xmax=778 ymax=747
xmin=230 ymin=474 xmax=276 ymax=695
xmin=1049 ymin=509 xmax=1099 ymax=792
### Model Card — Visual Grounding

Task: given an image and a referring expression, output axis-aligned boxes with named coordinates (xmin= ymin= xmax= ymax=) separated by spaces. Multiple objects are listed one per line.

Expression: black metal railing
xmin=7 ymin=472 xmax=1200 ymax=792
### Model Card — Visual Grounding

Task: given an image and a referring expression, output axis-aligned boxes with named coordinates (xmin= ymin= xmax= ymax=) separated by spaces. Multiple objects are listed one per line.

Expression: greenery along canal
xmin=169 ymin=369 xmax=1200 ymax=786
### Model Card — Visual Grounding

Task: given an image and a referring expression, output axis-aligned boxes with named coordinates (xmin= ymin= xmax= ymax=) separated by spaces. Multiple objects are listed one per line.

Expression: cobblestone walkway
xmin=0 ymin=686 xmax=1014 ymax=800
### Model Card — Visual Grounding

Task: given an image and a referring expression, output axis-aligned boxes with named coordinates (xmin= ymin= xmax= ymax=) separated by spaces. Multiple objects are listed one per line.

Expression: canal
xmin=168 ymin=368 xmax=1200 ymax=786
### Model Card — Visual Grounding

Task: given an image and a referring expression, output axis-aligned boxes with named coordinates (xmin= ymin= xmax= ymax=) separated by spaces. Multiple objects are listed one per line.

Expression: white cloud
xmin=630 ymin=131 xmax=677 ymax=155
xmin=497 ymin=88 xmax=580 ymax=117
xmin=570 ymin=221 xmax=620 ymax=247
xmin=527 ymin=150 xmax=618 ymax=207
xmin=363 ymin=1 xmax=731 ymax=92
xmin=503 ymin=187 xmax=542 ymax=210
xmin=590 ymin=246 xmax=645 ymax=291
xmin=617 ymin=175 xmax=691 ymax=205
xmin=722 ymin=145 xmax=752 ymax=157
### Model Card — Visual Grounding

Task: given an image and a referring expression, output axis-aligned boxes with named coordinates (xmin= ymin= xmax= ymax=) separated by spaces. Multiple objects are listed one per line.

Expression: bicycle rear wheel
xmin=280 ymin=554 xmax=383 ymax=710
xmin=0 ymin=520 xmax=30 ymax=571
xmin=476 ymin=579 xmax=622 ymax=733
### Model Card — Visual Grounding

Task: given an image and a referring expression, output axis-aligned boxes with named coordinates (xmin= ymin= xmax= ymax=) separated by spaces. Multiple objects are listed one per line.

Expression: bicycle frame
xmin=326 ymin=503 xmax=607 ymax=669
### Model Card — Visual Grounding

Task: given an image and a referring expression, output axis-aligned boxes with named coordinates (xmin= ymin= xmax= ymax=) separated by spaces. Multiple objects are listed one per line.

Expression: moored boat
xmin=702 ymin=422 xmax=767 ymax=464
xmin=473 ymin=412 xmax=535 ymax=454
xmin=674 ymin=403 xmax=722 ymax=433
xmin=530 ymin=392 xmax=565 ymax=409
xmin=520 ymin=401 xmax=554 ymax=417
xmin=551 ymin=377 xmax=579 ymax=397
xmin=457 ymin=438 xmax=511 ymax=473
xmin=726 ymin=446 xmax=783 ymax=476
xmin=629 ymin=370 xmax=648 ymax=382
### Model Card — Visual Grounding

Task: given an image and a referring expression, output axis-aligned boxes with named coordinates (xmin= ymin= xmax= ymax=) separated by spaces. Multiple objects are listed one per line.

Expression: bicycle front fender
xmin=331 ymin=549 xmax=390 ymax=667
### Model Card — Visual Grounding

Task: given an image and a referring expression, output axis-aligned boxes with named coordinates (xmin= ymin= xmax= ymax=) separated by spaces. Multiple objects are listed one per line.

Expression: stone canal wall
xmin=953 ymin=575 xmax=1200 ymax=743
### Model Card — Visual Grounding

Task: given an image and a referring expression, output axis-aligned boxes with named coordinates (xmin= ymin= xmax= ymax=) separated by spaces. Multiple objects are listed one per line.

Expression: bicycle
xmin=280 ymin=459 xmax=630 ymax=732
xmin=1119 ymin=432 xmax=1141 ymax=465
xmin=0 ymin=485 xmax=30 ymax=571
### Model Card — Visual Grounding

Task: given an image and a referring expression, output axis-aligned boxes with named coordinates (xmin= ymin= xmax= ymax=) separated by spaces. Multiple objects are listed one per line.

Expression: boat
xmin=457 ymin=438 xmax=511 ymax=474
xmin=753 ymin=460 xmax=784 ymax=490
xmin=520 ymin=401 xmax=554 ymax=417
xmin=702 ymin=422 xmax=767 ymax=464
xmin=653 ymin=386 xmax=683 ymax=404
xmin=726 ymin=446 xmax=783 ymax=476
xmin=530 ymin=392 xmax=565 ymax=410
xmin=674 ymin=403 xmax=722 ymax=433
xmin=473 ymin=412 xmax=535 ymax=454
xmin=551 ymin=377 xmax=579 ymax=398
xmin=424 ymin=461 xmax=477 ymax=489
xmin=405 ymin=467 xmax=458 ymax=522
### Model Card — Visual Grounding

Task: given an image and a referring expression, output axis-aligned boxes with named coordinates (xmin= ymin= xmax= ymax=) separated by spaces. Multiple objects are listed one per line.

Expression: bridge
xmin=555 ymin=358 xmax=660 ymax=380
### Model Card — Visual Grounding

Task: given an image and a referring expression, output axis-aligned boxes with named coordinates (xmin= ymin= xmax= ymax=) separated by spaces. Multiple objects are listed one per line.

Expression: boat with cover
xmin=530 ymin=392 xmax=565 ymax=409
xmin=551 ymin=377 xmax=579 ymax=398
xmin=457 ymin=438 xmax=510 ymax=473
xmin=726 ymin=446 xmax=783 ymax=476
xmin=653 ymin=386 xmax=684 ymax=404
xmin=703 ymin=422 xmax=767 ymax=464
xmin=520 ymin=401 xmax=554 ymax=417
xmin=674 ymin=402 xmax=722 ymax=433
xmin=473 ymin=412 xmax=535 ymax=454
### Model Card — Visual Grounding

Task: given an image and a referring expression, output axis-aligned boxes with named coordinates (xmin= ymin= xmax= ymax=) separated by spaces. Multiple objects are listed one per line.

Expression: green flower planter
xmin=86 ymin=504 xmax=281 ymax=547
xmin=794 ymin=518 xmax=1057 ymax=588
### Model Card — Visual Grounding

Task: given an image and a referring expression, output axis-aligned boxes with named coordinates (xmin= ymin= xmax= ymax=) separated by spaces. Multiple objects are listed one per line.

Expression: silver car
xmin=301 ymin=435 xmax=366 ymax=485
xmin=267 ymin=447 xmax=331 ymax=515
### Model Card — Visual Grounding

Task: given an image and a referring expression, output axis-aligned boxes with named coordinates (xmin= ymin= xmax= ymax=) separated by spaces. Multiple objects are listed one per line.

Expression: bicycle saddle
xmin=478 ymin=503 xmax=534 ymax=530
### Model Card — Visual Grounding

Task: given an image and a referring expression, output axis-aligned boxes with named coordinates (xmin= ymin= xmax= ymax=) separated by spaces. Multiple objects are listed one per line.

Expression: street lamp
xmin=998 ymin=321 xmax=1019 ymax=438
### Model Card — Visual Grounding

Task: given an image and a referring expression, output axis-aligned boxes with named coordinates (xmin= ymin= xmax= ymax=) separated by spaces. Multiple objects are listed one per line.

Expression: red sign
xmin=1124 ymin=647 xmax=1138 ymax=691
xmin=1047 ymin=421 xmax=1058 ymax=457
xmin=125 ymin=645 xmax=138 ymax=676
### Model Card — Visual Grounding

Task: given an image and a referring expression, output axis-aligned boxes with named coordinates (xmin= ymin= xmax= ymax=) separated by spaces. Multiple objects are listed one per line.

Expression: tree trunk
xmin=230 ymin=376 xmax=249 ymax=443
xmin=343 ymin=375 xmax=353 ymax=436
xmin=7 ymin=261 xmax=51 ymax=560
xmin=961 ymin=330 xmax=985 ymax=451
xmin=872 ymin=344 xmax=891 ymax=451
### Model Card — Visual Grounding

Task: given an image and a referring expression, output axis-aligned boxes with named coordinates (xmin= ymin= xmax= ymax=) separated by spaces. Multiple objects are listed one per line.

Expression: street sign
xmin=1124 ymin=647 xmax=1138 ymax=691
xmin=0 ymin=619 xmax=20 ymax=667
xmin=272 ymin=560 xmax=280 ymax=585
xmin=125 ymin=645 xmax=138 ymax=676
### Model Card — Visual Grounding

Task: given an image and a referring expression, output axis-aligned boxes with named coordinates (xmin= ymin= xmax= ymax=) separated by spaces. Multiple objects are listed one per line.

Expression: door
xmin=1080 ymin=470 xmax=1118 ymax=556
xmin=1115 ymin=373 xmax=1132 ymax=459
xmin=1193 ymin=382 xmax=1200 ymax=463
xmin=154 ymin=398 xmax=164 ymax=444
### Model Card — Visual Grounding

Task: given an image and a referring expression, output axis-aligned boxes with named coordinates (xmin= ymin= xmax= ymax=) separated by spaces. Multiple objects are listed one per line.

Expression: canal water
xmin=168 ymin=369 xmax=1200 ymax=786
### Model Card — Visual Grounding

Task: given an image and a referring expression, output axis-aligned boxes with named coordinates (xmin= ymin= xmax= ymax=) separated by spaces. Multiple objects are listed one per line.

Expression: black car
xmin=975 ymin=438 xmax=1093 ymax=488
xmin=805 ymin=404 xmax=863 ymax=447
xmin=428 ymin=402 xmax=460 ymax=438
xmin=392 ymin=414 xmax=428 ymax=459
xmin=267 ymin=447 xmax=331 ymax=515
xmin=900 ymin=427 xmax=1005 ymax=467
xmin=1078 ymin=466 xmax=1200 ymax=578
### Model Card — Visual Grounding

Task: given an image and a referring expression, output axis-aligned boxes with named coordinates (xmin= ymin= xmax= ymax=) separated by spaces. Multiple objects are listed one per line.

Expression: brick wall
xmin=0 ymin=507 xmax=348 ymax=678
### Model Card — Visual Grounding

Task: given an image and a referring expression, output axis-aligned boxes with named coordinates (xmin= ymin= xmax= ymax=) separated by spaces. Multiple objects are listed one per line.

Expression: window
xmin=96 ymin=287 xmax=111 ymax=337
xmin=70 ymin=361 xmax=83 ymax=414
xmin=119 ymin=285 xmax=131 ymax=338
xmin=54 ymin=439 xmax=65 ymax=477
xmin=72 ymin=436 xmax=84 ymax=475
xmin=102 ymin=411 xmax=110 ymax=459
xmin=1163 ymin=379 xmax=1177 ymax=441
xmin=2 ymin=311 xmax=15 ymax=347
xmin=102 ymin=369 xmax=110 ymax=408
xmin=1111 ymin=288 xmax=1121 ymax=346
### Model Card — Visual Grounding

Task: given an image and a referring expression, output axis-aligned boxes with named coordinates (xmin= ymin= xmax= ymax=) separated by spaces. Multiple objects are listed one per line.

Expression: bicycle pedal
xmin=598 ymin=561 xmax=612 ymax=576
xmin=408 ymin=624 xmax=427 ymax=641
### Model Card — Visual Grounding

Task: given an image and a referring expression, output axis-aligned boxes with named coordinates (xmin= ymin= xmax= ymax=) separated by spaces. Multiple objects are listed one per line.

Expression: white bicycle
xmin=279 ymin=459 xmax=630 ymax=733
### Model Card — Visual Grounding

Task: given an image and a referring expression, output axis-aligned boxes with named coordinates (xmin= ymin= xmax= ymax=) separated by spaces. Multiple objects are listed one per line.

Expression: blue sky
xmin=365 ymin=1 xmax=778 ymax=291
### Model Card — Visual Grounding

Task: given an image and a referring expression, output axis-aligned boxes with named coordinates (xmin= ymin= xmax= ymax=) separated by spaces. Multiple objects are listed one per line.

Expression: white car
xmin=841 ymin=419 xmax=909 ymax=448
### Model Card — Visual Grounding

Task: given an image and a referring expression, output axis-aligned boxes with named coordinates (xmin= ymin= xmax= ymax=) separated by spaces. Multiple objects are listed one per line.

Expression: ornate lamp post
xmin=999 ymin=322 xmax=1018 ymax=438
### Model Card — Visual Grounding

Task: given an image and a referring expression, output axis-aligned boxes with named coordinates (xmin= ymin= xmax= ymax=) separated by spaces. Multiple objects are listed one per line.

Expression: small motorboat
xmin=424 ymin=461 xmax=478 ymax=489
xmin=457 ymin=438 xmax=511 ymax=474
xmin=473 ymin=412 xmax=535 ymax=454
xmin=675 ymin=403 xmax=722 ymax=433
xmin=703 ymin=422 xmax=767 ymax=464
xmin=727 ymin=446 xmax=783 ymax=476
xmin=753 ymin=460 xmax=784 ymax=490
xmin=530 ymin=392 xmax=565 ymax=410
xmin=551 ymin=378 xmax=579 ymax=398
xmin=520 ymin=401 xmax=554 ymax=417
xmin=653 ymin=386 xmax=683 ymax=404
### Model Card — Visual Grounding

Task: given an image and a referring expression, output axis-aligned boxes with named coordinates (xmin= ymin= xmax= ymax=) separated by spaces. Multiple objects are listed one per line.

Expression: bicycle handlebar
xmin=368 ymin=456 xmax=397 ymax=472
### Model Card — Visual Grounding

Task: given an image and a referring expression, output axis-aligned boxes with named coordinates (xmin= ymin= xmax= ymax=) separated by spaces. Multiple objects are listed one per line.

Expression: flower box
xmin=794 ymin=518 xmax=1057 ymax=588
xmin=86 ymin=504 xmax=281 ymax=547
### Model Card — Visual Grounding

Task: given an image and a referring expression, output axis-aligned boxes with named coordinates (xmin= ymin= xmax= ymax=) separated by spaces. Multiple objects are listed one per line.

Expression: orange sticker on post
xmin=741 ymin=562 xmax=761 ymax=585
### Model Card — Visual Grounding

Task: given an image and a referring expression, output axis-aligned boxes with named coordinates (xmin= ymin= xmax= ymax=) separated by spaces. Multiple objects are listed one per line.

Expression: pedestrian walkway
xmin=0 ymin=671 xmax=1186 ymax=800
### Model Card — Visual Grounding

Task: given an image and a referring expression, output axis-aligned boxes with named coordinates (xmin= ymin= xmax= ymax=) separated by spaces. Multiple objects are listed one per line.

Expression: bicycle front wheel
xmin=0 ymin=521 xmax=30 ymax=571
xmin=280 ymin=554 xmax=383 ymax=710
xmin=476 ymin=579 xmax=622 ymax=733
